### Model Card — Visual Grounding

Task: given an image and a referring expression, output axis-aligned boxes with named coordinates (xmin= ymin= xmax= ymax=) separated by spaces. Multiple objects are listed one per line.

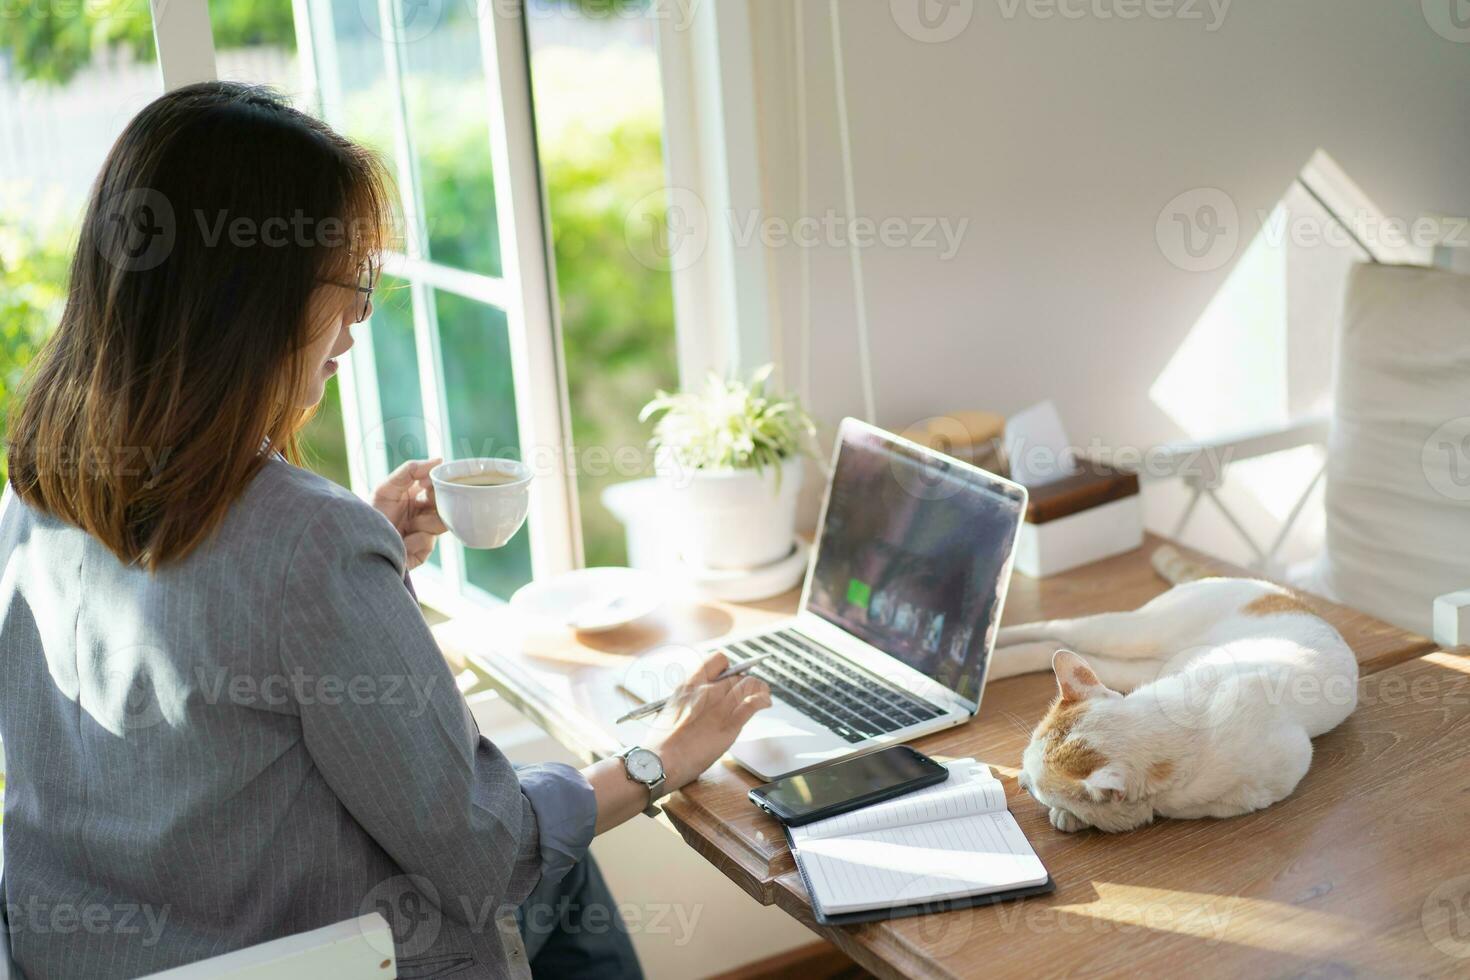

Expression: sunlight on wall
xmin=1147 ymin=150 xmax=1380 ymax=559
xmin=1150 ymin=210 xmax=1289 ymax=438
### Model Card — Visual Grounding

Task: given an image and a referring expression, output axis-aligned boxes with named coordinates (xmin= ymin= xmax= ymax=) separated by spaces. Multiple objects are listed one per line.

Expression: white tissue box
xmin=1013 ymin=468 xmax=1143 ymax=578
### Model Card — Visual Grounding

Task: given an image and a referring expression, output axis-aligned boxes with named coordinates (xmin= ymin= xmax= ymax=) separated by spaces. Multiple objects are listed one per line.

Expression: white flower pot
xmin=659 ymin=456 xmax=804 ymax=570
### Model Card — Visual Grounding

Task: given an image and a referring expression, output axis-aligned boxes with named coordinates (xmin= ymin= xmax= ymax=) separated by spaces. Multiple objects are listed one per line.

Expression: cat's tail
xmin=1151 ymin=544 xmax=1215 ymax=584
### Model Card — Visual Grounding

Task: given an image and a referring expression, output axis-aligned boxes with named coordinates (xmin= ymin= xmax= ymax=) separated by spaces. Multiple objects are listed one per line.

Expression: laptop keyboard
xmin=724 ymin=629 xmax=947 ymax=743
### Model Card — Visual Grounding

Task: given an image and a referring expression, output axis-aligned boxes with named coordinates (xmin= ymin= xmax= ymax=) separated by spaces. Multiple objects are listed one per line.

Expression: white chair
xmin=1107 ymin=258 xmax=1470 ymax=645
xmin=0 ymin=908 xmax=392 ymax=980
xmin=136 ymin=914 xmax=395 ymax=979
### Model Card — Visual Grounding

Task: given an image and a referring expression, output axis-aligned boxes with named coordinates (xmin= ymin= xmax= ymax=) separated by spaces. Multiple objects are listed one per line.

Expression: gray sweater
xmin=0 ymin=458 xmax=594 ymax=979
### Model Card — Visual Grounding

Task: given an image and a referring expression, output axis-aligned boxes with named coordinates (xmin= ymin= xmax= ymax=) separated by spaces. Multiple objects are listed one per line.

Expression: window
xmin=2 ymin=0 xmax=678 ymax=611
xmin=524 ymin=1 xmax=679 ymax=567
xmin=299 ymin=0 xmax=580 ymax=608
xmin=0 ymin=12 xmax=163 ymax=482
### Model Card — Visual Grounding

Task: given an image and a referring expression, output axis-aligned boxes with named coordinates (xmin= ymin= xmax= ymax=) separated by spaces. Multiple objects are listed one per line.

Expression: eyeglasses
xmin=319 ymin=256 xmax=379 ymax=324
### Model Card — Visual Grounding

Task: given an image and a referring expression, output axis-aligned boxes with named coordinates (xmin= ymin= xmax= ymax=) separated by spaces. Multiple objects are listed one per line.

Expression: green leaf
xmin=640 ymin=363 xmax=818 ymax=473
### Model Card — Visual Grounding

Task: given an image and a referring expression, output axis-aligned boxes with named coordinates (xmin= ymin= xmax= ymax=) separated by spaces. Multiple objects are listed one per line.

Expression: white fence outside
xmin=0 ymin=48 xmax=299 ymax=226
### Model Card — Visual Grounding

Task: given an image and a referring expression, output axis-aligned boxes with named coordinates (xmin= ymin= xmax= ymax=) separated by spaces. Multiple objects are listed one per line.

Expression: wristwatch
xmin=617 ymin=746 xmax=667 ymax=815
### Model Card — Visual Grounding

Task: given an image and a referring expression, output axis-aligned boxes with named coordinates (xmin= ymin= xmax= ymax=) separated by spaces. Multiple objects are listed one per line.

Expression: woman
xmin=0 ymin=82 xmax=769 ymax=978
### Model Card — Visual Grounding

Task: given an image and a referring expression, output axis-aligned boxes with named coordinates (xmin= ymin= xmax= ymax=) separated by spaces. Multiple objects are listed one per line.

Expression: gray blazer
xmin=0 ymin=459 xmax=595 ymax=979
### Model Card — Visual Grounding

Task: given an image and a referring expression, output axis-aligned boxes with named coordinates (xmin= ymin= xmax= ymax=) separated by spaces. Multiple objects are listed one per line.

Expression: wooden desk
xmin=434 ymin=535 xmax=1455 ymax=978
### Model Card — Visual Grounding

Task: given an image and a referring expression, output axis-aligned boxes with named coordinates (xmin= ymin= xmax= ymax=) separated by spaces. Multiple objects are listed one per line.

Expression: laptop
xmin=622 ymin=417 xmax=1029 ymax=780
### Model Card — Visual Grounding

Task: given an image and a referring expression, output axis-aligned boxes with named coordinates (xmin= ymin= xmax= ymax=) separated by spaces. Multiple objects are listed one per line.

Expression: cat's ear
xmin=1052 ymin=649 xmax=1105 ymax=702
xmin=1082 ymin=764 xmax=1128 ymax=804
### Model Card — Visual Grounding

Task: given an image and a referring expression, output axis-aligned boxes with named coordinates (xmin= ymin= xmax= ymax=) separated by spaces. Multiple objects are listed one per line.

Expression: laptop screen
xmin=804 ymin=422 xmax=1026 ymax=705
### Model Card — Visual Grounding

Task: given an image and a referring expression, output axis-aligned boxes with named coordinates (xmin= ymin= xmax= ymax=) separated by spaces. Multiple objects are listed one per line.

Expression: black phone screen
xmin=750 ymin=746 xmax=947 ymax=824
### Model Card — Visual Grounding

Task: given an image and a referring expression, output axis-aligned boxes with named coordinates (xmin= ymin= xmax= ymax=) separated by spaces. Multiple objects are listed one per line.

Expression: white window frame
xmin=149 ymin=0 xmax=218 ymax=88
xmin=150 ymin=0 xmax=582 ymax=615
xmin=654 ymin=0 xmax=772 ymax=386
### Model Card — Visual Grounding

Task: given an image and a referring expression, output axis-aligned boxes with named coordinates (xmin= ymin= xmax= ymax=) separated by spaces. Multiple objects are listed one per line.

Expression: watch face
xmin=626 ymin=748 xmax=663 ymax=782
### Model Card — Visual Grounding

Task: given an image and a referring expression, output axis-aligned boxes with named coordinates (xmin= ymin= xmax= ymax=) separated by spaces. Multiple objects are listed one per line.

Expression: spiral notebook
xmin=786 ymin=760 xmax=1053 ymax=925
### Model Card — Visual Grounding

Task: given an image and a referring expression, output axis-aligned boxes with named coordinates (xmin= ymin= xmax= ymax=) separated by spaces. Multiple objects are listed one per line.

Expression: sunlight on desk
xmin=1060 ymin=884 xmax=1350 ymax=949
xmin=1425 ymin=650 xmax=1470 ymax=675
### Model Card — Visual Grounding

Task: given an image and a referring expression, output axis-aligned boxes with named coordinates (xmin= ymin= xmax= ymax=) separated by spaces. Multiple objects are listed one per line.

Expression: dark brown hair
xmin=6 ymin=81 xmax=394 ymax=569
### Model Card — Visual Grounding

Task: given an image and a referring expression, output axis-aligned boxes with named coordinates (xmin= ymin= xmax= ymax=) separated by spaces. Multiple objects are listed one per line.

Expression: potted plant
xmin=640 ymin=365 xmax=817 ymax=570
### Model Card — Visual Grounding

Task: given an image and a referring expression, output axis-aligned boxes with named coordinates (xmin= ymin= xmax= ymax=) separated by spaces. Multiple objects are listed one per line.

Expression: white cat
xmin=991 ymin=547 xmax=1359 ymax=833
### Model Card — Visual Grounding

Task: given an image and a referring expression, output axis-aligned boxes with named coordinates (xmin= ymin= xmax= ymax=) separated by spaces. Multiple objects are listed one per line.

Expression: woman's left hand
xmin=371 ymin=458 xmax=449 ymax=571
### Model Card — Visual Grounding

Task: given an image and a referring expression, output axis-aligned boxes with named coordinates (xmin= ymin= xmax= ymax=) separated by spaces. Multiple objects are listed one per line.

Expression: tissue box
xmin=1014 ymin=465 xmax=1142 ymax=578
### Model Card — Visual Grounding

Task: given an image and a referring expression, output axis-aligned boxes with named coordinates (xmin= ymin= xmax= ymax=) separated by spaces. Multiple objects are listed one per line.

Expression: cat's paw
xmin=1049 ymin=806 xmax=1089 ymax=833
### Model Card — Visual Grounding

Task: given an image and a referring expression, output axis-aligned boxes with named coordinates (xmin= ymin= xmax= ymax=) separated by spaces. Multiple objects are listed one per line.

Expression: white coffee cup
xmin=430 ymin=458 xmax=533 ymax=549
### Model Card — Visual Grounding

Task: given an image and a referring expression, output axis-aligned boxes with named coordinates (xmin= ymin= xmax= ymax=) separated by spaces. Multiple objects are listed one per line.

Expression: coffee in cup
xmin=430 ymin=458 xmax=533 ymax=549
xmin=446 ymin=473 xmax=519 ymax=488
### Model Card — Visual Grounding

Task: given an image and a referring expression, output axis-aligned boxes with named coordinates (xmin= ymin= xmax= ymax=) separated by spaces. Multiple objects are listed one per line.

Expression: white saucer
xmin=510 ymin=567 xmax=663 ymax=633
xmin=676 ymin=538 xmax=810 ymax=603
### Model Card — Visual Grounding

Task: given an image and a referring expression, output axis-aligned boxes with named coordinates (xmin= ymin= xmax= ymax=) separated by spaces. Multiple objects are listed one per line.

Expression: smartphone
xmin=747 ymin=746 xmax=948 ymax=826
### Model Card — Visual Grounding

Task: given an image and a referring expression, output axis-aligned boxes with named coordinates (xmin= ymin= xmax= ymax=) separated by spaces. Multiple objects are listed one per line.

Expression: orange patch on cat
xmin=1037 ymin=698 xmax=1105 ymax=779
xmin=1037 ymin=698 xmax=1088 ymax=742
xmin=1147 ymin=760 xmax=1175 ymax=785
xmin=1242 ymin=592 xmax=1314 ymax=618
xmin=1047 ymin=738 xmax=1106 ymax=780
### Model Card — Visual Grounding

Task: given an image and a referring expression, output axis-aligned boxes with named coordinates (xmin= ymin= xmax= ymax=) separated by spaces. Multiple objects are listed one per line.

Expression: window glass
xmin=434 ymin=290 xmax=531 ymax=597
xmin=369 ymin=274 xmax=430 ymax=471
xmin=526 ymin=1 xmax=678 ymax=566
xmin=321 ymin=0 xmax=399 ymax=176
xmin=0 ymin=5 xmax=162 ymax=480
xmin=398 ymin=0 xmax=502 ymax=276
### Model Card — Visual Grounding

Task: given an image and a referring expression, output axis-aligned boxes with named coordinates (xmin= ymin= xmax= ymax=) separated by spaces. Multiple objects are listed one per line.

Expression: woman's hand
xmin=371 ymin=458 xmax=449 ymax=571
xmin=649 ymin=651 xmax=773 ymax=790
xmin=587 ymin=650 xmax=771 ymax=834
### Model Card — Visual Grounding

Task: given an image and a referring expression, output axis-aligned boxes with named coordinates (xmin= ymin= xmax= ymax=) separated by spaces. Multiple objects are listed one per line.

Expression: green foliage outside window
xmin=3 ymin=0 xmax=296 ymax=84
xmin=0 ymin=194 xmax=71 ymax=482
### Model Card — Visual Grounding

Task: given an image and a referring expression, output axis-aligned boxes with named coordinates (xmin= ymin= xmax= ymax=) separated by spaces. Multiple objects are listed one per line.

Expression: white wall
xmin=741 ymin=0 xmax=1470 ymax=565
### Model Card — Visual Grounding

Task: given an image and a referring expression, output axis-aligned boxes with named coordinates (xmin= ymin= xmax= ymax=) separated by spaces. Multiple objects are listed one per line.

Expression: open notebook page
xmin=789 ymin=761 xmax=1047 ymax=915
xmin=789 ymin=759 xmax=1008 ymax=843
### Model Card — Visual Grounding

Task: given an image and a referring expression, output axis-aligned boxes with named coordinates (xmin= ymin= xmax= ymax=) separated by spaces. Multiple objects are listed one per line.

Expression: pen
xmin=615 ymin=651 xmax=777 ymax=724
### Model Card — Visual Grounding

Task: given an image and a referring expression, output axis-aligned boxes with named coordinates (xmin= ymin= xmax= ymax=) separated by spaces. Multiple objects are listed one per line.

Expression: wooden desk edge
xmin=663 ymin=796 xmax=786 ymax=906
xmin=767 ymin=873 xmax=956 ymax=980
